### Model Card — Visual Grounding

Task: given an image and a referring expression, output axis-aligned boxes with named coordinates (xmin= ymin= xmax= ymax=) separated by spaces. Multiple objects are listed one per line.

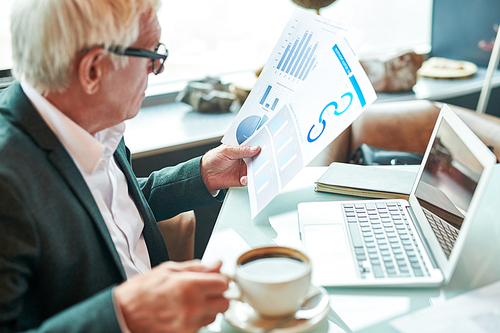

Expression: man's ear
xmin=78 ymin=48 xmax=106 ymax=95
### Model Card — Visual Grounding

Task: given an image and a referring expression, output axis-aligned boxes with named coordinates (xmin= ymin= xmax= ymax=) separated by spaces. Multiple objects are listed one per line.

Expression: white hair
xmin=11 ymin=0 xmax=161 ymax=94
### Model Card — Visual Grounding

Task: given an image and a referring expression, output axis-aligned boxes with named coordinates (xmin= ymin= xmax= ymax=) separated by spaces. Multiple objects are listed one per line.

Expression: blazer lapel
xmin=3 ymin=82 xmax=127 ymax=279
xmin=114 ymin=144 xmax=170 ymax=266
xmin=48 ymin=147 xmax=126 ymax=279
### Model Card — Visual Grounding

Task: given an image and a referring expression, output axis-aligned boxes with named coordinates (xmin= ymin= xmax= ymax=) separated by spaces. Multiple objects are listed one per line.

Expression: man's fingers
xmin=171 ymin=268 xmax=230 ymax=296
xmin=223 ymin=144 xmax=261 ymax=160
xmin=193 ymin=284 xmax=231 ymax=328
xmin=158 ymin=259 xmax=223 ymax=273
xmin=198 ymin=275 xmax=230 ymax=296
xmin=115 ymin=265 xmax=230 ymax=333
xmin=195 ymin=297 xmax=230 ymax=327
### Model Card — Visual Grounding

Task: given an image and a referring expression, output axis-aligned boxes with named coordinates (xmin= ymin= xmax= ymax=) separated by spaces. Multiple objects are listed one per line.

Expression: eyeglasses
xmin=107 ymin=42 xmax=168 ymax=75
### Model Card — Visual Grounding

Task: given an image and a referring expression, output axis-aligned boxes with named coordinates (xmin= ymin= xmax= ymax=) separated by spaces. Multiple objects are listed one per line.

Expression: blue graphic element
xmin=299 ymin=43 xmax=318 ymax=80
xmin=333 ymin=44 xmax=366 ymax=107
xmin=259 ymin=86 xmax=280 ymax=111
xmin=269 ymin=116 xmax=285 ymax=134
xmin=334 ymin=93 xmax=353 ymax=115
xmin=277 ymin=45 xmax=291 ymax=70
xmin=305 ymin=44 xmax=368 ymax=145
xmin=271 ymin=98 xmax=279 ymax=111
xmin=293 ymin=45 xmax=311 ymax=77
xmin=286 ymin=32 xmax=308 ymax=73
xmin=333 ymin=44 xmax=352 ymax=76
xmin=302 ymin=55 xmax=317 ymax=80
xmin=236 ymin=115 xmax=269 ymax=145
xmin=278 ymin=148 xmax=294 ymax=168
xmin=319 ymin=102 xmax=337 ymax=123
xmin=282 ymin=39 xmax=299 ymax=71
xmin=277 ymin=34 xmax=318 ymax=81
xmin=307 ymin=120 xmax=326 ymax=143
xmin=253 ymin=154 xmax=266 ymax=170
xmin=349 ymin=76 xmax=366 ymax=107
xmin=291 ymin=33 xmax=313 ymax=76
xmin=260 ymin=85 xmax=272 ymax=105
xmin=275 ymin=134 xmax=289 ymax=150
xmin=256 ymin=174 xmax=270 ymax=191
xmin=307 ymin=93 xmax=354 ymax=143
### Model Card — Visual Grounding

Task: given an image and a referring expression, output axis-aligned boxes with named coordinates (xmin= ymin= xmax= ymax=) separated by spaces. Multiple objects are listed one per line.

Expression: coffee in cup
xmin=226 ymin=246 xmax=312 ymax=318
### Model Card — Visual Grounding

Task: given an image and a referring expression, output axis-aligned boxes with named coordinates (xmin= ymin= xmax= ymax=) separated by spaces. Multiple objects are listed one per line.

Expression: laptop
xmin=298 ymin=104 xmax=496 ymax=287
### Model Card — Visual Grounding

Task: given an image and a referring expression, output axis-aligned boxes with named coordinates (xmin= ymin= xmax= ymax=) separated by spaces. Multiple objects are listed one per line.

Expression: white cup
xmin=226 ymin=246 xmax=312 ymax=318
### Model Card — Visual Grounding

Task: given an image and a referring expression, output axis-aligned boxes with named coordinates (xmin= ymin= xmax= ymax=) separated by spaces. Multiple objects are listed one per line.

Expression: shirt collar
xmin=20 ymin=81 xmax=125 ymax=174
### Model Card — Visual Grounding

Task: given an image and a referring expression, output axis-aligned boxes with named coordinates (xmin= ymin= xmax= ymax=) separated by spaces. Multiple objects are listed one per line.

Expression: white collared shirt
xmin=21 ymin=81 xmax=151 ymax=279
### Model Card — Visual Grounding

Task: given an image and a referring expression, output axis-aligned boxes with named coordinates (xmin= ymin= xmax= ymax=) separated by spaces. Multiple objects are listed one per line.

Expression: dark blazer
xmin=0 ymin=82 xmax=224 ymax=332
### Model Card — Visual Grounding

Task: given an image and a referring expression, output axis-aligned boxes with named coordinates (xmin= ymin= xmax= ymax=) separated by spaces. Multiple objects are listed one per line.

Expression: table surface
xmin=200 ymin=166 xmax=500 ymax=333
xmin=125 ymin=69 xmax=500 ymax=159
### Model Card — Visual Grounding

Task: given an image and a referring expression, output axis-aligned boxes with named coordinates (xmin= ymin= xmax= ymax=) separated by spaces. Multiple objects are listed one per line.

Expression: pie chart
xmin=236 ymin=114 xmax=269 ymax=144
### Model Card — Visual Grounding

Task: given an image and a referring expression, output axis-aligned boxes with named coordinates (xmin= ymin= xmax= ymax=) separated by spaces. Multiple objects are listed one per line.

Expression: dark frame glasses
xmin=107 ymin=42 xmax=168 ymax=75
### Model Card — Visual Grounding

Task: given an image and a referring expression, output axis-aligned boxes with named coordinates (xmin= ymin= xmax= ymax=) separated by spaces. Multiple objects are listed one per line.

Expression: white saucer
xmin=223 ymin=285 xmax=330 ymax=333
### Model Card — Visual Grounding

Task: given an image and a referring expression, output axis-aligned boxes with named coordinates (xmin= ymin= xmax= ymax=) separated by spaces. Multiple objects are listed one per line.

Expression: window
xmin=0 ymin=0 xmax=431 ymax=95
xmin=0 ymin=0 xmax=14 ymax=72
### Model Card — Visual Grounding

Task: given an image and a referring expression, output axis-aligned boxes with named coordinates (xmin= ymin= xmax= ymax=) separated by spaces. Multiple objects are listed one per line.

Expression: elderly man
xmin=0 ymin=0 xmax=260 ymax=332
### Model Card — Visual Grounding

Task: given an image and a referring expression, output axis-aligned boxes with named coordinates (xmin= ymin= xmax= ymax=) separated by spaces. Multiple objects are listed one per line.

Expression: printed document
xmin=222 ymin=8 xmax=366 ymax=146
xmin=246 ymin=35 xmax=376 ymax=218
xmin=223 ymin=9 xmax=376 ymax=218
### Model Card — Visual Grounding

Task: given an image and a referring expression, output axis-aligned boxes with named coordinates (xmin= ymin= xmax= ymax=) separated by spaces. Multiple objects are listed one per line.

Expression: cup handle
xmin=222 ymin=273 xmax=242 ymax=301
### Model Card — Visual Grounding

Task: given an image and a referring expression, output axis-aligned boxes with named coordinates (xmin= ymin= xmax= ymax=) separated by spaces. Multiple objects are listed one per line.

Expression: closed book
xmin=315 ymin=163 xmax=418 ymax=199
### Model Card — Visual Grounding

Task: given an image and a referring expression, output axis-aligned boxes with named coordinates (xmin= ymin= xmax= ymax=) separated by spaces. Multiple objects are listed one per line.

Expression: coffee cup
xmin=225 ymin=246 xmax=312 ymax=318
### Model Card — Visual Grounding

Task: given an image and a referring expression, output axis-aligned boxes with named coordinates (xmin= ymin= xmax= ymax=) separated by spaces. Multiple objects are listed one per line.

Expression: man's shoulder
xmin=0 ymin=120 xmax=45 ymax=193
xmin=0 ymin=112 xmax=13 ymax=144
xmin=0 ymin=82 xmax=53 ymax=160
xmin=0 ymin=81 xmax=24 ymax=110
xmin=0 ymin=90 xmax=50 ymax=181
xmin=0 ymin=107 xmax=25 ymax=157
xmin=0 ymin=82 xmax=28 ymax=144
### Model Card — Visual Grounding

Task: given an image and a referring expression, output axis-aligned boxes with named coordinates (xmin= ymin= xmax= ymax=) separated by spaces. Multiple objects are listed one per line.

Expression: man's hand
xmin=114 ymin=260 xmax=230 ymax=333
xmin=200 ymin=144 xmax=261 ymax=194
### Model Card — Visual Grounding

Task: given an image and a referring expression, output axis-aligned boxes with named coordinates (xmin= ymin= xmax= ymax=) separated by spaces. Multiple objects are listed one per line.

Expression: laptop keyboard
xmin=423 ymin=208 xmax=458 ymax=259
xmin=343 ymin=202 xmax=429 ymax=279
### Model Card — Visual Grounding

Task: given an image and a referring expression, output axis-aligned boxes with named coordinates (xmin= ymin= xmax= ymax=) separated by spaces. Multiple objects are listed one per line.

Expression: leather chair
xmin=157 ymin=211 xmax=196 ymax=261
xmin=310 ymin=100 xmax=500 ymax=165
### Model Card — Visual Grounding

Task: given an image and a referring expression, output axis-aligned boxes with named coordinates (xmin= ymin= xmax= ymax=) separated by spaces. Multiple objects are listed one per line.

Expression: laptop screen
xmin=415 ymin=117 xmax=484 ymax=258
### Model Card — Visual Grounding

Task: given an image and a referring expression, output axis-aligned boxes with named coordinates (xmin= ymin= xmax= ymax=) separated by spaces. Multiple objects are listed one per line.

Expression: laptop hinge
xmin=406 ymin=206 xmax=439 ymax=269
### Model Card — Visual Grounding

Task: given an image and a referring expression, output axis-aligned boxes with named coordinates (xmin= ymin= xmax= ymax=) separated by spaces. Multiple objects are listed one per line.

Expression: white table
xmin=200 ymin=166 xmax=500 ymax=333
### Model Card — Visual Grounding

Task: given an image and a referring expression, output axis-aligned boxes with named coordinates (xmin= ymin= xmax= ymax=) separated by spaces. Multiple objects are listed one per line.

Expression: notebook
xmin=298 ymin=104 xmax=496 ymax=287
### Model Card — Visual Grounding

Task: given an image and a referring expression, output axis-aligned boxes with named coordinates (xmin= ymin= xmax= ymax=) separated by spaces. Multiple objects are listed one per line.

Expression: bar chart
xmin=259 ymin=83 xmax=287 ymax=111
xmin=276 ymin=31 xmax=318 ymax=81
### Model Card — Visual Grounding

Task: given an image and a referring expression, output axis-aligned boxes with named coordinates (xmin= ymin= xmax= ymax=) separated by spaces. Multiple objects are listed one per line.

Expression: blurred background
xmin=0 ymin=0 xmax=432 ymax=92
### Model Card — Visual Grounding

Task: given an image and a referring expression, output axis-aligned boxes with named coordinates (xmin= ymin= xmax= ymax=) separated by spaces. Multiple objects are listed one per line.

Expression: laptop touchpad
xmin=304 ymin=224 xmax=357 ymax=285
